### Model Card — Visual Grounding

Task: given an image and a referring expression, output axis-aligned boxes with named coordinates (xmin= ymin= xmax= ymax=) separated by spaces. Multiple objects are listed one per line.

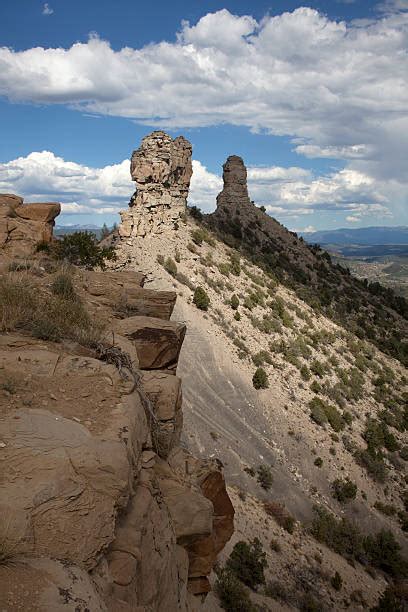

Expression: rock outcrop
xmin=0 ymin=193 xmax=60 ymax=256
xmin=216 ymin=155 xmax=251 ymax=210
xmin=119 ymin=131 xmax=192 ymax=239
xmin=0 ymin=265 xmax=234 ymax=611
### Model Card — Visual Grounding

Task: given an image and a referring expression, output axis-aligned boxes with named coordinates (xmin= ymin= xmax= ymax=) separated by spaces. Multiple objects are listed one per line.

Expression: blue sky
xmin=0 ymin=0 xmax=407 ymax=230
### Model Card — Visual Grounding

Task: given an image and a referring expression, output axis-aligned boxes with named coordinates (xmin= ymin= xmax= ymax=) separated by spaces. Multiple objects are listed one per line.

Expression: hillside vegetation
xmin=114 ymin=207 xmax=408 ymax=611
xmin=205 ymin=204 xmax=408 ymax=366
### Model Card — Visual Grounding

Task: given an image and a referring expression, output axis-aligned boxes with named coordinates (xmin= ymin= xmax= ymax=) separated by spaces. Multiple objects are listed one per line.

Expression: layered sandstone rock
xmin=119 ymin=131 xmax=192 ymax=239
xmin=114 ymin=315 xmax=186 ymax=372
xmin=83 ymin=269 xmax=176 ymax=319
xmin=0 ymin=193 xmax=60 ymax=256
xmin=216 ymin=155 xmax=251 ymax=210
xmin=0 ymin=266 xmax=234 ymax=611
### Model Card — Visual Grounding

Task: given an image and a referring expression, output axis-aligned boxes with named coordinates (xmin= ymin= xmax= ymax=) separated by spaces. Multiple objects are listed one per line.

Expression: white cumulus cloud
xmin=42 ymin=3 xmax=54 ymax=16
xmin=0 ymin=150 xmax=395 ymax=225
xmin=0 ymin=6 xmax=406 ymax=221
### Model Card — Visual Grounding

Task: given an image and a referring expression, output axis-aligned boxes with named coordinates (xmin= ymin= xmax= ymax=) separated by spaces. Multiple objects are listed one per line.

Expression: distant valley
xmin=302 ymin=226 xmax=408 ymax=298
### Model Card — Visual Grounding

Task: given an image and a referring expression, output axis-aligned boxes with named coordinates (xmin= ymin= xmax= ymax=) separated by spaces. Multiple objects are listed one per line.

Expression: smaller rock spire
xmin=216 ymin=155 xmax=251 ymax=210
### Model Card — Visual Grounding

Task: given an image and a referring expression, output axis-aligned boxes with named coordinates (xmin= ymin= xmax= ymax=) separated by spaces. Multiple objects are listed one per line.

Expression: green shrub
xmin=363 ymin=529 xmax=408 ymax=578
xmin=364 ymin=418 xmax=399 ymax=454
xmin=175 ymin=271 xmax=195 ymax=290
xmin=230 ymin=294 xmax=240 ymax=310
xmin=314 ymin=457 xmax=323 ymax=468
xmin=193 ymin=286 xmax=210 ymax=311
xmin=215 ymin=568 xmax=254 ymax=611
xmin=163 ymin=257 xmax=177 ymax=277
xmin=257 ymin=465 xmax=273 ymax=490
xmin=309 ymin=397 xmax=345 ymax=432
xmin=310 ymin=359 xmax=326 ymax=378
xmin=372 ymin=584 xmax=408 ymax=612
xmin=269 ymin=539 xmax=281 ymax=553
xmin=0 ymin=275 xmax=38 ymax=331
xmin=252 ymin=350 xmax=272 ymax=367
xmin=309 ymin=398 xmax=328 ymax=426
xmin=343 ymin=411 xmax=353 ymax=426
xmin=229 ymin=252 xmax=241 ymax=276
xmin=332 ymin=478 xmax=357 ymax=503
xmin=8 ymin=261 xmax=32 ymax=272
xmin=264 ymin=580 xmax=289 ymax=602
xmin=331 ymin=571 xmax=343 ymax=591
xmin=300 ymin=365 xmax=311 ymax=381
xmin=191 ymin=228 xmax=204 ymax=245
xmin=374 ymin=501 xmax=396 ymax=516
xmin=191 ymin=227 xmax=215 ymax=246
xmin=226 ymin=538 xmax=267 ymax=590
xmin=53 ymin=232 xmax=116 ymax=269
xmin=310 ymin=380 xmax=321 ymax=394
xmin=234 ymin=311 xmax=241 ymax=321
xmin=311 ymin=506 xmax=363 ymax=558
xmin=354 ymin=449 xmax=387 ymax=482
xmin=311 ymin=506 xmax=408 ymax=578
xmin=300 ymin=593 xmax=320 ymax=612
xmin=399 ymin=446 xmax=408 ymax=461
xmin=253 ymin=367 xmax=269 ymax=390
xmin=218 ymin=262 xmax=231 ymax=277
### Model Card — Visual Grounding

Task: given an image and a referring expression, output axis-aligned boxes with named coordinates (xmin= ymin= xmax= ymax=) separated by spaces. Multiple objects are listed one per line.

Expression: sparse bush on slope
xmin=225 ymin=538 xmax=267 ymax=590
xmin=252 ymin=367 xmax=269 ymax=389
xmin=193 ymin=286 xmax=210 ymax=310
xmin=53 ymin=231 xmax=116 ymax=270
xmin=215 ymin=568 xmax=255 ymax=612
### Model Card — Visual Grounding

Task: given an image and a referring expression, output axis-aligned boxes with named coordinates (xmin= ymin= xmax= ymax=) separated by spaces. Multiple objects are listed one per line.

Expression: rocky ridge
xmin=207 ymin=156 xmax=407 ymax=366
xmin=0 ymin=253 xmax=233 ymax=606
xmin=113 ymin=132 xmax=407 ymax=610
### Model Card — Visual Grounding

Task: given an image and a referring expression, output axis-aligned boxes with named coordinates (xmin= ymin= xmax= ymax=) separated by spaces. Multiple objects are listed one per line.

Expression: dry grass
xmin=0 ymin=271 xmax=104 ymax=347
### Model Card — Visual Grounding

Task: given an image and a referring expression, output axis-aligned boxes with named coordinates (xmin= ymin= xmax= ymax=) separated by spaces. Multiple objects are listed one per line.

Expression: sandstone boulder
xmin=0 ymin=336 xmax=149 ymax=569
xmin=154 ymin=456 xmax=214 ymax=546
xmin=0 ymin=193 xmax=23 ymax=218
xmin=102 ymin=474 xmax=189 ymax=611
xmin=141 ymin=370 xmax=183 ymax=457
xmin=0 ymin=193 xmax=60 ymax=256
xmin=15 ymin=201 xmax=61 ymax=222
xmin=164 ymin=448 xmax=235 ymax=594
xmin=114 ymin=315 xmax=186 ymax=372
xmin=84 ymin=271 xmax=176 ymax=320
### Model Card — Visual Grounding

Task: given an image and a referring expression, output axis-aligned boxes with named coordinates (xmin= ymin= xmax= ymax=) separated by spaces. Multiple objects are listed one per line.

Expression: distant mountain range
xmin=301 ymin=226 xmax=408 ymax=246
xmin=55 ymin=224 xmax=100 ymax=233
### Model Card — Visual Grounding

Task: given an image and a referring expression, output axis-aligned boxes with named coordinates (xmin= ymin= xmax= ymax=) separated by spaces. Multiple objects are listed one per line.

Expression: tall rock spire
xmin=216 ymin=155 xmax=251 ymax=209
xmin=119 ymin=131 xmax=192 ymax=239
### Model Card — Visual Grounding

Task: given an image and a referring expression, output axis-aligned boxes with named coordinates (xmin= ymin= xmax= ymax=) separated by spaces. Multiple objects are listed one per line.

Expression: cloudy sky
xmin=0 ymin=0 xmax=407 ymax=230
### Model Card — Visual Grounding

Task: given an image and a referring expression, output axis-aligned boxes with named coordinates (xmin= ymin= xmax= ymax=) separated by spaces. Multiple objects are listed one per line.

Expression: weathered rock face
xmin=0 ymin=266 xmax=234 ymax=610
xmin=216 ymin=155 xmax=251 ymax=210
xmin=0 ymin=193 xmax=60 ymax=256
xmin=119 ymin=131 xmax=192 ymax=238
